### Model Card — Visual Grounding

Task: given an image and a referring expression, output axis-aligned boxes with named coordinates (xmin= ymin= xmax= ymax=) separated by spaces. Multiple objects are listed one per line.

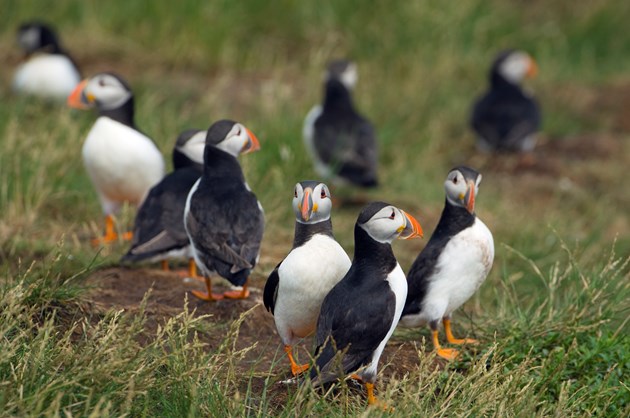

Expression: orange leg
xmin=432 ymin=329 xmax=459 ymax=360
xmin=191 ymin=276 xmax=224 ymax=301
xmin=284 ymin=345 xmax=309 ymax=376
xmin=176 ymin=259 xmax=200 ymax=279
xmin=91 ymin=215 xmax=133 ymax=245
xmin=365 ymin=382 xmax=392 ymax=411
xmin=223 ymin=280 xmax=250 ymax=299
xmin=444 ymin=318 xmax=478 ymax=345
xmin=161 ymin=260 xmax=170 ymax=271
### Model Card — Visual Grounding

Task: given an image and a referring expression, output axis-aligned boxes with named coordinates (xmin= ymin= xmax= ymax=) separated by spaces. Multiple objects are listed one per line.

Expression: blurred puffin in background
xmin=184 ymin=120 xmax=263 ymax=301
xmin=303 ymin=59 xmax=378 ymax=192
xmin=400 ymin=166 xmax=494 ymax=360
xmin=13 ymin=21 xmax=81 ymax=101
xmin=121 ymin=129 xmax=207 ymax=276
xmin=310 ymin=201 xmax=422 ymax=408
xmin=263 ymin=181 xmax=351 ymax=376
xmin=68 ymin=72 xmax=165 ymax=244
xmin=471 ymin=49 xmax=541 ymax=154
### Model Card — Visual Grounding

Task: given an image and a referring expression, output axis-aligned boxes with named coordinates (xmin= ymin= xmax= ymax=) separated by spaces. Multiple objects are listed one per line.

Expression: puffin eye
xmin=294 ymin=189 xmax=298 ymax=198
xmin=389 ymin=210 xmax=395 ymax=220
xmin=98 ymin=78 xmax=105 ymax=87
xmin=453 ymin=176 xmax=458 ymax=184
xmin=320 ymin=189 xmax=326 ymax=199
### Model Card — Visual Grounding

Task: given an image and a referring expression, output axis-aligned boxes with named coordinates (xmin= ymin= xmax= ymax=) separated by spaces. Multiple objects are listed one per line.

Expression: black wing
xmin=310 ymin=274 xmax=396 ymax=386
xmin=122 ymin=168 xmax=201 ymax=263
xmin=263 ymin=261 xmax=283 ymax=314
xmin=471 ymin=89 xmax=540 ymax=151
xmin=314 ymin=114 xmax=378 ymax=187
xmin=186 ymin=177 xmax=264 ymax=285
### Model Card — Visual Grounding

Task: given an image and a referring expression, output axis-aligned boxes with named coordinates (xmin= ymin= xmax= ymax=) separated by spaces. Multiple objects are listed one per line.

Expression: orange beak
xmin=241 ymin=127 xmax=261 ymax=154
xmin=465 ymin=180 xmax=476 ymax=213
xmin=301 ymin=189 xmax=312 ymax=221
xmin=399 ymin=210 xmax=423 ymax=240
xmin=526 ymin=58 xmax=538 ymax=78
xmin=67 ymin=79 xmax=91 ymax=109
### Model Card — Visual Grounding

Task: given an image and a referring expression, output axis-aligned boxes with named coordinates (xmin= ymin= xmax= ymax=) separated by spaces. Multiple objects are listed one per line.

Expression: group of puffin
xmin=13 ymin=21 xmax=541 ymax=408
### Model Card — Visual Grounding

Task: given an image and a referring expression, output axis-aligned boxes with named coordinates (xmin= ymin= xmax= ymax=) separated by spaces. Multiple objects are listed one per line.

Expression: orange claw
xmin=223 ymin=282 xmax=250 ymax=299
xmin=443 ymin=318 xmax=478 ymax=345
xmin=284 ymin=345 xmax=309 ymax=376
xmin=191 ymin=277 xmax=224 ymax=301
xmin=432 ymin=329 xmax=460 ymax=361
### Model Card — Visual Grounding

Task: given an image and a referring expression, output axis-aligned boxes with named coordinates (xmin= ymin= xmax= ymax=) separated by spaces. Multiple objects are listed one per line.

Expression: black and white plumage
xmin=310 ymin=202 xmax=422 ymax=407
xmin=263 ymin=181 xmax=351 ymax=376
xmin=13 ymin=21 xmax=81 ymax=100
xmin=68 ymin=72 xmax=165 ymax=244
xmin=400 ymin=166 xmax=494 ymax=360
xmin=184 ymin=120 xmax=264 ymax=301
xmin=303 ymin=60 xmax=378 ymax=188
xmin=121 ymin=129 xmax=206 ymax=275
xmin=471 ymin=50 xmax=541 ymax=153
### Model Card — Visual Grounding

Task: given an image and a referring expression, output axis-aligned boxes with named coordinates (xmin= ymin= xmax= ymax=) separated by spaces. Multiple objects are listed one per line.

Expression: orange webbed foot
xmin=190 ymin=290 xmax=225 ymax=301
xmin=223 ymin=286 xmax=250 ymax=300
xmin=436 ymin=347 xmax=460 ymax=361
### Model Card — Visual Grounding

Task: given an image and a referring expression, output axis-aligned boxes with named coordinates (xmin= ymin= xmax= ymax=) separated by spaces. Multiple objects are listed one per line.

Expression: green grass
xmin=1 ymin=0 xmax=629 ymax=416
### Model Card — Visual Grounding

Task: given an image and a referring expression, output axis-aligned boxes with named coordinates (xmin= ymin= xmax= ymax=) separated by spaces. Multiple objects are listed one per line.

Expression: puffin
xmin=303 ymin=59 xmax=378 ymax=188
xmin=263 ymin=181 xmax=351 ymax=376
xmin=67 ymin=72 xmax=165 ymax=244
xmin=310 ymin=201 xmax=423 ymax=407
xmin=13 ymin=21 xmax=81 ymax=101
xmin=400 ymin=166 xmax=494 ymax=360
xmin=184 ymin=120 xmax=263 ymax=301
xmin=121 ymin=129 xmax=207 ymax=276
xmin=471 ymin=49 xmax=541 ymax=153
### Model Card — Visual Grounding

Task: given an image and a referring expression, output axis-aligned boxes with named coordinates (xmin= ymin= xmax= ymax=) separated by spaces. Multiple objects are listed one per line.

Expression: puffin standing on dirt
xmin=68 ymin=72 xmax=165 ymax=244
xmin=303 ymin=59 xmax=378 ymax=188
xmin=13 ymin=21 xmax=81 ymax=100
xmin=310 ymin=202 xmax=423 ymax=407
xmin=184 ymin=120 xmax=263 ymax=301
xmin=471 ymin=49 xmax=541 ymax=153
xmin=121 ymin=129 xmax=207 ymax=276
xmin=400 ymin=166 xmax=494 ymax=360
xmin=263 ymin=181 xmax=351 ymax=376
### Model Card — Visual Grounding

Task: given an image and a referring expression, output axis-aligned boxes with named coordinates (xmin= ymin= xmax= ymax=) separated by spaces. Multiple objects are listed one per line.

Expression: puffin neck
xmin=323 ymin=80 xmax=355 ymax=113
xmin=99 ymin=97 xmax=135 ymax=128
xmin=202 ymin=145 xmax=245 ymax=180
xmin=432 ymin=199 xmax=475 ymax=239
xmin=351 ymin=223 xmax=397 ymax=274
xmin=293 ymin=218 xmax=334 ymax=248
xmin=172 ymin=149 xmax=204 ymax=171
xmin=490 ymin=72 xmax=522 ymax=91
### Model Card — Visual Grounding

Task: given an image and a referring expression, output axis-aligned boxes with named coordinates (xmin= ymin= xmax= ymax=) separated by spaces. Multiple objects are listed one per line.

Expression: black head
xmin=445 ymin=166 xmax=483 ymax=214
xmin=356 ymin=201 xmax=423 ymax=244
xmin=325 ymin=59 xmax=358 ymax=90
xmin=204 ymin=120 xmax=260 ymax=159
xmin=172 ymin=129 xmax=206 ymax=169
xmin=489 ymin=49 xmax=538 ymax=86
xmin=17 ymin=21 xmax=62 ymax=55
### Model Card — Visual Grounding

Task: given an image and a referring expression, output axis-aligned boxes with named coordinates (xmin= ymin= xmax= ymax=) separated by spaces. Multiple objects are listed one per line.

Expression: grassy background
xmin=0 ymin=0 xmax=629 ymax=416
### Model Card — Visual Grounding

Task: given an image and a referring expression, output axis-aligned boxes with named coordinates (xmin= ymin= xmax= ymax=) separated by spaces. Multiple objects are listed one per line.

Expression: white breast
xmin=82 ymin=117 xmax=165 ymax=214
xmin=274 ymin=234 xmax=351 ymax=345
xmin=360 ymin=263 xmax=407 ymax=380
xmin=303 ymin=105 xmax=333 ymax=179
xmin=402 ymin=218 xmax=494 ymax=327
xmin=13 ymin=54 xmax=80 ymax=100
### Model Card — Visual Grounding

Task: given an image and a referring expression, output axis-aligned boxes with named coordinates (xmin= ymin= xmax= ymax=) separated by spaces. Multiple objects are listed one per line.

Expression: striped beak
xmin=67 ymin=79 xmax=93 ymax=109
xmin=464 ymin=180 xmax=476 ymax=214
xmin=398 ymin=210 xmax=423 ymax=240
xmin=241 ymin=128 xmax=260 ymax=154
xmin=300 ymin=188 xmax=313 ymax=221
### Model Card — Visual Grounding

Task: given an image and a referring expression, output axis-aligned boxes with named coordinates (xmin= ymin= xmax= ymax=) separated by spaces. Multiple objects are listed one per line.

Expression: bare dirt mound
xmin=84 ymin=266 xmax=445 ymax=403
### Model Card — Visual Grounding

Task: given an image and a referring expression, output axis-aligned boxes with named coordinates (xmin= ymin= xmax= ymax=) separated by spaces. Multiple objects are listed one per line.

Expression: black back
xmin=122 ymin=166 xmax=202 ymax=263
xmin=186 ymin=143 xmax=264 ymax=286
xmin=471 ymin=52 xmax=540 ymax=151
xmin=310 ymin=218 xmax=397 ymax=385
xmin=402 ymin=200 xmax=475 ymax=317
xmin=313 ymin=79 xmax=378 ymax=187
